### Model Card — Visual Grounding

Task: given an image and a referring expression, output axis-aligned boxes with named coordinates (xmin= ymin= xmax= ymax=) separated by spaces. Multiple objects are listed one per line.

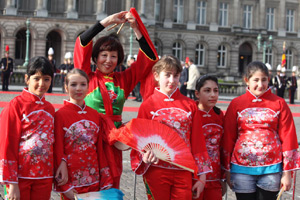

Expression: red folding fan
xmin=109 ymin=118 xmax=198 ymax=174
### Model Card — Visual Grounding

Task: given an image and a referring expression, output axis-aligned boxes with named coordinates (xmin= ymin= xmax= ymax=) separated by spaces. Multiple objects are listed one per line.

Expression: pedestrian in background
xmin=59 ymin=52 xmax=74 ymax=93
xmin=187 ymin=58 xmax=200 ymax=100
xmin=222 ymin=61 xmax=300 ymax=200
xmin=47 ymin=47 xmax=57 ymax=93
xmin=287 ymin=66 xmax=298 ymax=104
xmin=0 ymin=45 xmax=14 ymax=91
xmin=0 ymin=56 xmax=55 ymax=200
xmin=179 ymin=60 xmax=188 ymax=96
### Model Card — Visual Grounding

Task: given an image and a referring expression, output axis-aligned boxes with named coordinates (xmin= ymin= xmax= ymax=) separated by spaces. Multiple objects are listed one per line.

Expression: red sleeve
xmin=278 ymin=100 xmax=300 ymax=171
xmin=119 ymin=8 xmax=158 ymax=99
xmin=221 ymin=101 xmax=238 ymax=171
xmin=0 ymin=101 xmax=21 ymax=184
xmin=73 ymin=37 xmax=92 ymax=75
xmin=53 ymin=111 xmax=72 ymax=192
xmin=97 ymin=116 xmax=113 ymax=189
xmin=190 ymin=106 xmax=212 ymax=176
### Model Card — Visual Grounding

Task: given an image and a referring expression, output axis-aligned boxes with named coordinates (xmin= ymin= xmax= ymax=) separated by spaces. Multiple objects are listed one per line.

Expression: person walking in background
xmin=287 ymin=66 xmax=298 ymax=104
xmin=179 ymin=60 xmax=188 ymax=96
xmin=47 ymin=47 xmax=56 ymax=93
xmin=59 ymin=52 xmax=74 ymax=93
xmin=73 ymin=9 xmax=158 ymax=188
xmin=278 ymin=66 xmax=287 ymax=98
xmin=187 ymin=58 xmax=200 ymax=100
xmin=222 ymin=61 xmax=300 ymax=200
xmin=0 ymin=56 xmax=55 ymax=200
xmin=272 ymin=65 xmax=281 ymax=96
xmin=194 ymin=75 xmax=226 ymax=200
xmin=0 ymin=45 xmax=14 ymax=91
xmin=265 ymin=63 xmax=273 ymax=88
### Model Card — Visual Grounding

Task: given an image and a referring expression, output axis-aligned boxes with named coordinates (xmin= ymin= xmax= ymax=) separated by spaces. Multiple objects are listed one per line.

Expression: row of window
xmin=155 ymin=0 xmax=296 ymax=32
xmin=164 ymin=42 xmax=294 ymax=69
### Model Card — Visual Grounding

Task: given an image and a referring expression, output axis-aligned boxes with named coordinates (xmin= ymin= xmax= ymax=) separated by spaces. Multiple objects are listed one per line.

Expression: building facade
xmin=0 ymin=0 xmax=300 ymax=79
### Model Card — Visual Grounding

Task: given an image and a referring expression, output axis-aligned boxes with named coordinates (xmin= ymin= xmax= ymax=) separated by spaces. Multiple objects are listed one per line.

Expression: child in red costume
xmin=54 ymin=69 xmax=113 ymax=200
xmin=73 ymin=9 xmax=158 ymax=188
xmin=222 ymin=61 xmax=300 ymax=200
xmin=0 ymin=57 xmax=55 ymax=200
xmin=194 ymin=75 xmax=226 ymax=200
xmin=130 ymin=55 xmax=212 ymax=200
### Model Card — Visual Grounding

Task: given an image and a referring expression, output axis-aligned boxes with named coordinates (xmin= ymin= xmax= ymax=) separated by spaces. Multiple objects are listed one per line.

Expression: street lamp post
xmin=23 ymin=18 xmax=30 ymax=67
xmin=257 ymin=34 xmax=273 ymax=64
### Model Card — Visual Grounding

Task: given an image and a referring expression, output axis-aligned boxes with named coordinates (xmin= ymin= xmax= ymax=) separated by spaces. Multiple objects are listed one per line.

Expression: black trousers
xmin=236 ymin=187 xmax=278 ymax=200
xmin=2 ymin=72 xmax=10 ymax=91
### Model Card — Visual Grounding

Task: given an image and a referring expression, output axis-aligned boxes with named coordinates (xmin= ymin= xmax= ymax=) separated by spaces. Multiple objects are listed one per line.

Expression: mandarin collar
xmin=22 ymin=88 xmax=46 ymax=104
xmin=198 ymin=106 xmax=213 ymax=117
xmin=153 ymin=87 xmax=180 ymax=101
xmin=63 ymin=100 xmax=87 ymax=114
xmin=246 ymin=87 xmax=271 ymax=102
xmin=96 ymin=69 xmax=114 ymax=79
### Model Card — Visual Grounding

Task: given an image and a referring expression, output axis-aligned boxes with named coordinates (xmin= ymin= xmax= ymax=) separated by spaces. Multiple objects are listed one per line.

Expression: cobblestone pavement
xmin=1 ymin=87 xmax=300 ymax=199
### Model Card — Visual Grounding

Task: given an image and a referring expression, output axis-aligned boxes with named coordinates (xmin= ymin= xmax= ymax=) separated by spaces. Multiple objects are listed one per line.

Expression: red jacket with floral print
xmin=130 ymin=88 xmax=212 ymax=176
xmin=54 ymin=100 xmax=113 ymax=193
xmin=197 ymin=106 xmax=224 ymax=181
xmin=0 ymin=89 xmax=55 ymax=184
xmin=222 ymin=88 xmax=300 ymax=173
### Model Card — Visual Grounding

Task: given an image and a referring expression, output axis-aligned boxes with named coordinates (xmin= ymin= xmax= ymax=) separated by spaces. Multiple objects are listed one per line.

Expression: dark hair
xmin=27 ymin=56 xmax=54 ymax=79
xmin=92 ymin=34 xmax=124 ymax=66
xmin=152 ymin=55 xmax=182 ymax=74
xmin=244 ymin=61 xmax=269 ymax=80
xmin=65 ymin=68 xmax=89 ymax=86
xmin=196 ymin=75 xmax=219 ymax=91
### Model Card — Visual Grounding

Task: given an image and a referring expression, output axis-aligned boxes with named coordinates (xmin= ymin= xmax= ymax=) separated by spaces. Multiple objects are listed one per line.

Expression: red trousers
xmin=143 ymin=166 xmax=192 ymax=200
xmin=196 ymin=180 xmax=222 ymax=200
xmin=6 ymin=178 xmax=52 ymax=200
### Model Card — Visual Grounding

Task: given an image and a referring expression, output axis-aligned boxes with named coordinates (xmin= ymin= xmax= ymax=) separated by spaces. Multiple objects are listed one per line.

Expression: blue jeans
xmin=230 ymin=173 xmax=281 ymax=193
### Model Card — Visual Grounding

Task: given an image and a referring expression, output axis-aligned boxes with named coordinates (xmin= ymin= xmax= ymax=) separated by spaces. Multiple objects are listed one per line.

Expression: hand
xmin=100 ymin=11 xmax=128 ymax=27
xmin=192 ymin=174 xmax=205 ymax=199
xmin=64 ymin=189 xmax=77 ymax=200
xmin=55 ymin=160 xmax=68 ymax=186
xmin=8 ymin=183 xmax=20 ymax=200
xmin=281 ymin=171 xmax=292 ymax=191
xmin=125 ymin=11 xmax=142 ymax=39
xmin=142 ymin=150 xmax=159 ymax=164
xmin=220 ymin=180 xmax=227 ymax=196
xmin=225 ymin=171 xmax=233 ymax=189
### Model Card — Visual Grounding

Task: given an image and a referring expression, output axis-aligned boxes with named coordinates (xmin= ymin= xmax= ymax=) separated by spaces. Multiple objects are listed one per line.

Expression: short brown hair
xmin=92 ymin=34 xmax=124 ymax=66
xmin=152 ymin=55 xmax=182 ymax=75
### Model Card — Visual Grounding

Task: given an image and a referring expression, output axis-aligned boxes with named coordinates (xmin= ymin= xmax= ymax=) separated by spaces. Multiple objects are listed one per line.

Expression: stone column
xmin=96 ymin=0 xmax=107 ymax=20
xmin=163 ymin=0 xmax=172 ymax=28
xmin=4 ymin=0 xmax=17 ymax=15
xmin=66 ymin=0 xmax=78 ymax=19
xmin=35 ymin=0 xmax=48 ymax=17
xmin=232 ymin=0 xmax=239 ymax=27
xmin=258 ymin=0 xmax=265 ymax=29
xmin=278 ymin=0 xmax=286 ymax=37
xmin=187 ymin=0 xmax=196 ymax=30
xmin=209 ymin=0 xmax=218 ymax=31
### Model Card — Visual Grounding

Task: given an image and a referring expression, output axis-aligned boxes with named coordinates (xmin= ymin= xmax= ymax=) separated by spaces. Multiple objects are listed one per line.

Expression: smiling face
xmin=65 ymin=74 xmax=89 ymax=107
xmin=25 ymin=72 xmax=52 ymax=98
xmin=195 ymin=80 xmax=219 ymax=111
xmin=245 ymin=70 xmax=269 ymax=97
xmin=154 ymin=69 xmax=180 ymax=96
xmin=96 ymin=50 xmax=118 ymax=74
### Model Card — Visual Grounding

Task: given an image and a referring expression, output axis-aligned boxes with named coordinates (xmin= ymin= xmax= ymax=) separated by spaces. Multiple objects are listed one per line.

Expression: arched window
xmin=46 ymin=31 xmax=62 ymax=65
xmin=217 ymin=45 xmax=226 ymax=67
xmin=195 ymin=44 xmax=205 ymax=66
xmin=172 ymin=42 xmax=182 ymax=61
xmin=286 ymin=49 xmax=293 ymax=70
xmin=265 ymin=47 xmax=272 ymax=66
